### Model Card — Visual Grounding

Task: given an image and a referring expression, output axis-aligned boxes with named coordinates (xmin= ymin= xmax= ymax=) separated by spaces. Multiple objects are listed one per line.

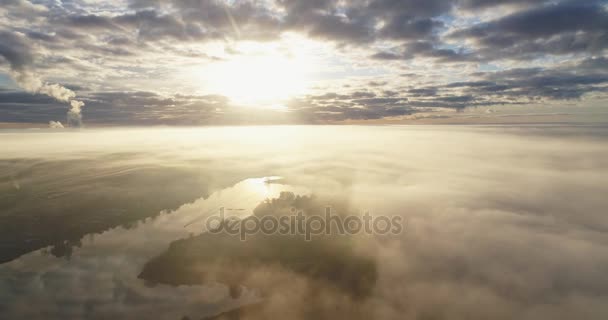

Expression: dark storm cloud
xmin=113 ymin=10 xmax=212 ymax=41
xmin=65 ymin=14 xmax=116 ymax=29
xmin=379 ymin=17 xmax=444 ymax=40
xmin=365 ymin=0 xmax=454 ymax=22
xmin=0 ymin=31 xmax=34 ymax=70
xmin=286 ymin=55 xmax=608 ymax=121
xmin=577 ymin=56 xmax=608 ymax=70
xmin=82 ymin=91 xmax=232 ymax=125
xmin=280 ymin=0 xmax=453 ymax=43
xmin=456 ymin=0 xmax=549 ymax=9
xmin=110 ymin=1 xmax=283 ymax=42
xmin=372 ymin=41 xmax=474 ymax=62
xmin=455 ymin=1 xmax=607 ymax=39
xmin=0 ymin=87 xmax=299 ymax=125
xmin=276 ymin=0 xmax=371 ymax=43
xmin=369 ymin=1 xmax=607 ymax=62
xmin=5 ymin=0 xmax=605 ymax=64
xmin=289 ymin=103 xmax=415 ymax=121
xmin=55 ymin=0 xmax=453 ymax=45
xmin=408 ymin=88 xmax=438 ymax=97
xmin=288 ymin=90 xmax=419 ymax=121
xmin=24 ymin=31 xmax=55 ymax=42
xmin=3 ymin=0 xmax=608 ymax=56
xmin=0 ymin=89 xmax=229 ymax=125
xmin=279 ymin=0 xmax=599 ymax=45
xmin=0 ymin=89 xmax=57 ymax=103
xmin=0 ymin=89 xmax=66 ymax=122
xmin=0 ymin=0 xmax=45 ymax=16
xmin=450 ymin=1 xmax=608 ymax=59
xmin=10 ymin=90 xmax=298 ymax=126
xmin=412 ymin=57 xmax=608 ymax=103
xmin=289 ymin=88 xmax=470 ymax=122
xmin=49 ymin=10 xmax=209 ymax=42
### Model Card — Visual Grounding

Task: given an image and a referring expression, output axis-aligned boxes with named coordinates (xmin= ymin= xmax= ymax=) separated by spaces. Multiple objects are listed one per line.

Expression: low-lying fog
xmin=1 ymin=125 xmax=608 ymax=320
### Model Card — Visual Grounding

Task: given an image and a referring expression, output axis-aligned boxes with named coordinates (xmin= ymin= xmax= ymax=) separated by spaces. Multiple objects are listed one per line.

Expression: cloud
xmin=449 ymin=1 xmax=608 ymax=60
xmin=48 ymin=120 xmax=64 ymax=128
xmin=0 ymin=0 xmax=607 ymax=124
xmin=0 ymin=31 xmax=85 ymax=127
xmin=0 ymin=31 xmax=34 ymax=70
xmin=2 ymin=126 xmax=608 ymax=318
xmin=372 ymin=40 xmax=474 ymax=62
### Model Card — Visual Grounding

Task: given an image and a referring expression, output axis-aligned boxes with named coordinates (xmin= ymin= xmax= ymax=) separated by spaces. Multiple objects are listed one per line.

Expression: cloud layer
xmin=1 ymin=126 xmax=608 ymax=318
xmin=0 ymin=0 xmax=606 ymax=124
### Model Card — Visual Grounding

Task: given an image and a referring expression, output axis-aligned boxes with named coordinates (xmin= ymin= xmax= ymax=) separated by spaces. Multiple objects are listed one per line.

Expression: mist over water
xmin=1 ymin=125 xmax=608 ymax=319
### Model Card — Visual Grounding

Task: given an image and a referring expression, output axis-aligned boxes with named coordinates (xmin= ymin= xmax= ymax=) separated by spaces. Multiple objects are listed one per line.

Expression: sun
xmin=192 ymin=41 xmax=314 ymax=108
xmin=209 ymin=54 xmax=310 ymax=106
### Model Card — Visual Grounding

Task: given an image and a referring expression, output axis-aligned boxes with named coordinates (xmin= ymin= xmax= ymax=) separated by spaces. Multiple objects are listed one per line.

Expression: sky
xmin=0 ymin=0 xmax=607 ymax=126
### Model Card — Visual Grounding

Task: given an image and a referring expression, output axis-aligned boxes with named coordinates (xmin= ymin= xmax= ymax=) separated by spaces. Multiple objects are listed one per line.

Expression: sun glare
xmin=192 ymin=40 xmax=314 ymax=108
xmin=209 ymin=54 xmax=310 ymax=106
